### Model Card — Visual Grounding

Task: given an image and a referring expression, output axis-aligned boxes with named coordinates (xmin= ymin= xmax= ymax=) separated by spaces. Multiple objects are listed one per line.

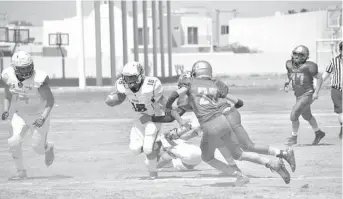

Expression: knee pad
xmin=129 ymin=145 xmax=143 ymax=155
xmin=143 ymin=122 xmax=159 ymax=155
xmin=32 ymin=143 xmax=46 ymax=155
xmin=201 ymin=152 xmax=215 ymax=162
xmin=8 ymin=136 xmax=23 ymax=159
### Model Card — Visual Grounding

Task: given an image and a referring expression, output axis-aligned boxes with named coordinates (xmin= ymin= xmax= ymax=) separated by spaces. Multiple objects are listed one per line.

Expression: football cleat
xmin=285 ymin=136 xmax=297 ymax=146
xmin=279 ymin=148 xmax=296 ymax=172
xmin=45 ymin=144 xmax=55 ymax=167
xmin=312 ymin=130 xmax=325 ymax=145
xmin=148 ymin=171 xmax=158 ymax=180
xmin=234 ymin=171 xmax=250 ymax=187
xmin=266 ymin=159 xmax=291 ymax=184
xmin=8 ymin=169 xmax=27 ymax=180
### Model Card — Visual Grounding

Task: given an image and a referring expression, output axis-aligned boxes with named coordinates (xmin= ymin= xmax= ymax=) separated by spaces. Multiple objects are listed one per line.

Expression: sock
xmin=14 ymin=157 xmax=25 ymax=171
xmin=268 ymin=147 xmax=281 ymax=156
xmin=291 ymin=132 xmax=297 ymax=136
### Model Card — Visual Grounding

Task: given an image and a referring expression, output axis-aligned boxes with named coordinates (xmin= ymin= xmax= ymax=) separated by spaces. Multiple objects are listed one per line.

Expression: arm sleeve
xmin=151 ymin=107 xmax=187 ymax=123
xmin=215 ymin=80 xmax=229 ymax=98
xmin=309 ymin=63 xmax=319 ymax=77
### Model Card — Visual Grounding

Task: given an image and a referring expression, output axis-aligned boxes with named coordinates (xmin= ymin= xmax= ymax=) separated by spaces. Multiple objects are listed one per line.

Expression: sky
xmin=0 ymin=1 xmax=341 ymax=26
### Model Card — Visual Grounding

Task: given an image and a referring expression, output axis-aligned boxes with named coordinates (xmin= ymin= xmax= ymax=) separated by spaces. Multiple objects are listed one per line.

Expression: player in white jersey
xmin=1 ymin=51 xmax=55 ymax=180
xmin=105 ymin=61 xmax=166 ymax=179
xmin=140 ymin=114 xmax=202 ymax=171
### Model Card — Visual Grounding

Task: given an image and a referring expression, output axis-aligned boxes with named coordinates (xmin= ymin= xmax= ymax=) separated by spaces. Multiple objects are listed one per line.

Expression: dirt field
xmin=0 ymin=84 xmax=341 ymax=199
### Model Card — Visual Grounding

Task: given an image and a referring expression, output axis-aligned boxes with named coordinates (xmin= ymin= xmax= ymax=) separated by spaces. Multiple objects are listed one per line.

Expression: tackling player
xmin=164 ymin=61 xmax=292 ymax=186
xmin=284 ymin=45 xmax=325 ymax=146
xmin=1 ymin=51 xmax=55 ymax=180
xmin=105 ymin=61 xmax=166 ymax=179
xmin=140 ymin=73 xmax=241 ymax=173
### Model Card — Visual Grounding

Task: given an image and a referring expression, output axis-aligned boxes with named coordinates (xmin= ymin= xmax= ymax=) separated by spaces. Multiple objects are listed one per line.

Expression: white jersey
xmin=1 ymin=67 xmax=48 ymax=114
xmin=115 ymin=76 xmax=165 ymax=118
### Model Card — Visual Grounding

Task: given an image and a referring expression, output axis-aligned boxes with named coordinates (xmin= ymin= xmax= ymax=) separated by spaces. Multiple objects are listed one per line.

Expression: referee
xmin=322 ymin=41 xmax=342 ymax=139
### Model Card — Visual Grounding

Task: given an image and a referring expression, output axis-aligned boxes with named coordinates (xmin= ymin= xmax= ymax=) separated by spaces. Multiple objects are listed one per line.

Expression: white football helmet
xmin=121 ymin=61 xmax=145 ymax=91
xmin=11 ymin=51 xmax=34 ymax=80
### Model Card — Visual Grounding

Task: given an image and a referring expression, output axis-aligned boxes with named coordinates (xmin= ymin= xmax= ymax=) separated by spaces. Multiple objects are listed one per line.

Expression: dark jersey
xmin=178 ymin=77 xmax=229 ymax=124
xmin=178 ymin=95 xmax=231 ymax=113
xmin=286 ymin=60 xmax=318 ymax=97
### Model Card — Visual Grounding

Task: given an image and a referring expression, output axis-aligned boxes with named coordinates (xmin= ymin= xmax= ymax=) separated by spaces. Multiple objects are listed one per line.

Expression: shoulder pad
xmin=305 ymin=61 xmax=317 ymax=67
xmin=1 ymin=67 xmax=14 ymax=84
xmin=285 ymin=60 xmax=292 ymax=67
xmin=34 ymin=70 xmax=49 ymax=86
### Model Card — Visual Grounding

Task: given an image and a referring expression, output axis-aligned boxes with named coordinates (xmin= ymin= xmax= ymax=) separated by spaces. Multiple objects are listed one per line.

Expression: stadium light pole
xmin=158 ymin=1 xmax=165 ymax=77
xmin=132 ymin=0 xmax=139 ymax=61
xmin=151 ymin=0 xmax=158 ymax=77
xmin=94 ymin=0 xmax=102 ymax=86
xmin=142 ymin=0 xmax=149 ymax=75
xmin=121 ymin=0 xmax=128 ymax=65
xmin=108 ymin=0 xmax=116 ymax=85
xmin=166 ymin=1 xmax=172 ymax=77
xmin=76 ymin=0 xmax=86 ymax=89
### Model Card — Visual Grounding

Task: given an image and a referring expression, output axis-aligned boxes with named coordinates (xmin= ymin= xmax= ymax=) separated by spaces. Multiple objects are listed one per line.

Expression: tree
xmin=288 ymin=9 xmax=297 ymax=14
xmin=300 ymin=8 xmax=309 ymax=13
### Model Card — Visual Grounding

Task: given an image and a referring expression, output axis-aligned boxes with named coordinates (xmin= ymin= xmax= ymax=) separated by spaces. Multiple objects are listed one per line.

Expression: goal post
xmin=315 ymin=38 xmax=342 ymax=68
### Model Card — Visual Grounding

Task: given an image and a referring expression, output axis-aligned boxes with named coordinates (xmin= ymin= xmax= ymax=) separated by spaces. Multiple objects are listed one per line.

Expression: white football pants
xmin=129 ymin=120 xmax=161 ymax=172
xmin=7 ymin=112 xmax=52 ymax=170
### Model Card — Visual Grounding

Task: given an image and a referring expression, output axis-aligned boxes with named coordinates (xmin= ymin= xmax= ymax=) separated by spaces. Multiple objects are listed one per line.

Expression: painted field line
xmin=1 ymin=176 xmax=342 ymax=187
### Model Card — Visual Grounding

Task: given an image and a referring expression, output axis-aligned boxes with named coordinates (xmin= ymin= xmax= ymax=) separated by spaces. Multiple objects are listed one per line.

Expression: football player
xmin=140 ymin=73 xmax=240 ymax=173
xmin=105 ymin=61 xmax=166 ymax=179
xmin=284 ymin=45 xmax=325 ymax=146
xmin=1 ymin=51 xmax=55 ymax=180
xmin=164 ymin=61 xmax=291 ymax=186
xmin=144 ymin=71 xmax=296 ymax=173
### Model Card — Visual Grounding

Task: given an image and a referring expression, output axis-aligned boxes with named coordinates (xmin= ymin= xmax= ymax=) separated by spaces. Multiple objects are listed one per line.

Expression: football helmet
xmin=11 ymin=51 xmax=34 ymax=80
xmin=177 ymin=71 xmax=192 ymax=88
xmin=291 ymin=45 xmax=309 ymax=66
xmin=121 ymin=61 xmax=145 ymax=92
xmin=191 ymin=60 xmax=212 ymax=79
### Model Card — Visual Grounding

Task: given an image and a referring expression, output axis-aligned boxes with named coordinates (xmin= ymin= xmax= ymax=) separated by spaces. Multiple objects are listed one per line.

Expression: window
xmin=221 ymin=25 xmax=229 ymax=35
xmin=187 ymin=27 xmax=198 ymax=44
xmin=138 ymin=27 xmax=149 ymax=45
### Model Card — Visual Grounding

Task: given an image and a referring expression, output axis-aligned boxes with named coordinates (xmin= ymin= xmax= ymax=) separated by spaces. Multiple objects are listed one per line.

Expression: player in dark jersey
xmin=284 ymin=45 xmax=325 ymax=146
xmin=165 ymin=61 xmax=291 ymax=185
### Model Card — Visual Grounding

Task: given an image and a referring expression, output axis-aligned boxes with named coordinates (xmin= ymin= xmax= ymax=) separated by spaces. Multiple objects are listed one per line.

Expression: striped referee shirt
xmin=326 ymin=55 xmax=342 ymax=91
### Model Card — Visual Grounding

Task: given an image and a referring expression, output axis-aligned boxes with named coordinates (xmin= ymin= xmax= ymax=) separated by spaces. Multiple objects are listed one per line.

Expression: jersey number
xmin=197 ymin=87 xmax=216 ymax=105
xmin=291 ymin=73 xmax=304 ymax=86
xmin=131 ymin=103 xmax=147 ymax=112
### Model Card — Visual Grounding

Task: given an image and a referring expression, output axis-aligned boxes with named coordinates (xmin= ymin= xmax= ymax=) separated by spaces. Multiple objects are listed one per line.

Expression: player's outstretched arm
xmin=38 ymin=77 xmax=55 ymax=119
xmin=216 ymin=80 xmax=244 ymax=109
xmin=165 ymin=87 xmax=188 ymax=111
xmin=151 ymin=107 xmax=187 ymax=123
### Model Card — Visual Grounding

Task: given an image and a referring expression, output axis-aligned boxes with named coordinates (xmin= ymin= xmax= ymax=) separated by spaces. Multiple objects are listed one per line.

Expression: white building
xmin=42 ymin=4 xmax=213 ymax=58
